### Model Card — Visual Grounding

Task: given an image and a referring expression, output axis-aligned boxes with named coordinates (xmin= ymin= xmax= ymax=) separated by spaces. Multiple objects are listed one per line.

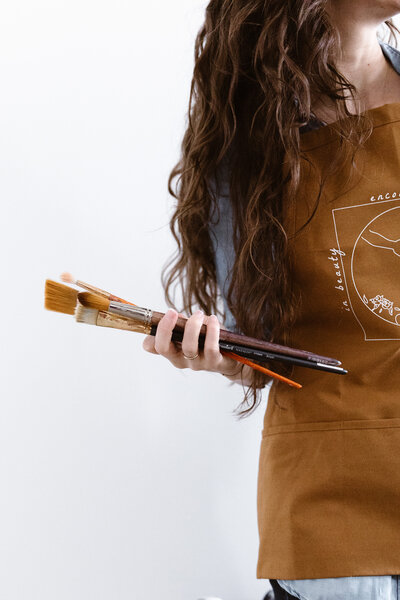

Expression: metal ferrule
xmin=109 ymin=302 xmax=152 ymax=324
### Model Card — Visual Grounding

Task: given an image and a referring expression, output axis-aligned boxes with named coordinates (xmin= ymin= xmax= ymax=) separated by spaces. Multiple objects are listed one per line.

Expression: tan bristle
xmin=75 ymin=304 xmax=98 ymax=325
xmin=44 ymin=280 xmax=79 ymax=315
xmin=77 ymin=291 xmax=109 ymax=311
xmin=60 ymin=272 xmax=75 ymax=284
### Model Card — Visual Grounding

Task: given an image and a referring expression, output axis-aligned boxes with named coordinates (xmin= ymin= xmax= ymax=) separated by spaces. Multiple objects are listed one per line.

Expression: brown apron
xmin=256 ymin=103 xmax=400 ymax=579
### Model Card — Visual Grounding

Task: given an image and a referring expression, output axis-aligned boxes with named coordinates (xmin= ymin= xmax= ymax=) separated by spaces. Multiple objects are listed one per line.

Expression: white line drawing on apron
xmin=361 ymin=229 xmax=400 ymax=257
xmin=332 ymin=198 xmax=400 ymax=341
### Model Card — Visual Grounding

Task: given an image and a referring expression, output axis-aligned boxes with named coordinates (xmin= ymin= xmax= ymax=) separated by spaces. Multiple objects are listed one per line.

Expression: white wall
xmin=1 ymin=2 xmax=269 ymax=599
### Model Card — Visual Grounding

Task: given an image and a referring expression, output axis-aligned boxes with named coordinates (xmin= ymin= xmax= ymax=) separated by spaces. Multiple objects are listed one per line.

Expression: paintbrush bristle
xmin=77 ymin=292 xmax=109 ymax=311
xmin=44 ymin=280 xmax=79 ymax=315
xmin=60 ymin=272 xmax=75 ymax=284
xmin=75 ymin=304 xmax=98 ymax=325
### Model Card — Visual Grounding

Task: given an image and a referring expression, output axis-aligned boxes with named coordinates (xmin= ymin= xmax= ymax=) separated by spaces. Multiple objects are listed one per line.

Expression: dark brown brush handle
xmin=147 ymin=326 xmax=347 ymax=375
xmin=151 ymin=311 xmax=341 ymax=366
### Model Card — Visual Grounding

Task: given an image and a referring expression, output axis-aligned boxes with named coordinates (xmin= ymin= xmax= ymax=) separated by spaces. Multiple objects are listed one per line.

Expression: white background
xmin=1 ymin=2 xmax=270 ymax=599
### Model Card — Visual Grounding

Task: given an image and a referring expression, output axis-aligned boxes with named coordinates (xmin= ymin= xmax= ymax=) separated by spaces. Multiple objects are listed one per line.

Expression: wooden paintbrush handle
xmin=150 ymin=310 xmax=341 ymax=366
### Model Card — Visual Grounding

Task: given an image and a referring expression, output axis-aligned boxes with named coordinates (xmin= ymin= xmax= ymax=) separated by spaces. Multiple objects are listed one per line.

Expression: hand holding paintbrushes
xmin=44 ymin=275 xmax=348 ymax=389
xmin=45 ymin=277 xmax=303 ymax=387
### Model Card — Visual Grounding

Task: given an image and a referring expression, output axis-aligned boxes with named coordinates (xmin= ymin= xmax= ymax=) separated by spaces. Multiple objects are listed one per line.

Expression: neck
xmin=311 ymin=2 xmax=400 ymax=121
xmin=330 ymin=15 xmax=389 ymax=100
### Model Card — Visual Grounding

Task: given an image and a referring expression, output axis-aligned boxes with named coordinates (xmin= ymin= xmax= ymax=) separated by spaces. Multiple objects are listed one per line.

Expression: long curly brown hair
xmin=162 ymin=0 xmax=399 ymax=418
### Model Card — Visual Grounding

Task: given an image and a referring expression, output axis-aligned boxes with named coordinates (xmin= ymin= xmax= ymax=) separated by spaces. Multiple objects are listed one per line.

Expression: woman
xmin=143 ymin=1 xmax=400 ymax=598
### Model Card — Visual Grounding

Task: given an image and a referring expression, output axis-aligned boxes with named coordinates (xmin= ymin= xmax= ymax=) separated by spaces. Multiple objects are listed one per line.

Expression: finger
xmin=154 ymin=309 xmax=181 ymax=357
xmin=203 ymin=314 xmax=223 ymax=369
xmin=142 ymin=335 xmax=158 ymax=355
xmin=181 ymin=310 xmax=205 ymax=361
xmin=203 ymin=314 xmax=243 ymax=376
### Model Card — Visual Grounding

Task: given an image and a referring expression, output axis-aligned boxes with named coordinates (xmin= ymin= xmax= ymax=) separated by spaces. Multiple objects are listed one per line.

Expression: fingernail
xmin=196 ymin=310 xmax=204 ymax=316
xmin=166 ymin=309 xmax=177 ymax=317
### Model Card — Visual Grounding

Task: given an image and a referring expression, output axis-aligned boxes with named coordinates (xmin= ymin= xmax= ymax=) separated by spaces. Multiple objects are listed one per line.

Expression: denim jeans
xmin=269 ymin=576 xmax=400 ymax=600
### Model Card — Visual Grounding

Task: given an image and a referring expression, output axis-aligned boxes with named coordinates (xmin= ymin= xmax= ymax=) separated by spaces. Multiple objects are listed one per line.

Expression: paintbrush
xmin=77 ymin=292 xmax=343 ymax=368
xmin=44 ymin=280 xmax=303 ymax=388
xmin=60 ymin=272 xmax=137 ymax=305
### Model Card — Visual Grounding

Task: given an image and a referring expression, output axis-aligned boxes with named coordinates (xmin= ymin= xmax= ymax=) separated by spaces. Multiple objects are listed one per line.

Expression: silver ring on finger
xmin=183 ymin=352 xmax=199 ymax=360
